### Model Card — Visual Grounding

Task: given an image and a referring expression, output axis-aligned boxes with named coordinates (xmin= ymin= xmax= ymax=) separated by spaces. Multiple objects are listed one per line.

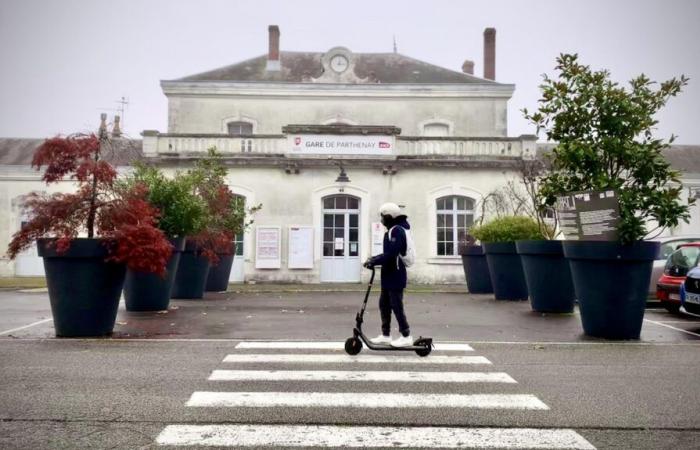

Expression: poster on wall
xmin=371 ymin=222 xmax=385 ymax=256
xmin=288 ymin=226 xmax=313 ymax=269
xmin=555 ymin=190 xmax=620 ymax=241
xmin=255 ymin=226 xmax=281 ymax=269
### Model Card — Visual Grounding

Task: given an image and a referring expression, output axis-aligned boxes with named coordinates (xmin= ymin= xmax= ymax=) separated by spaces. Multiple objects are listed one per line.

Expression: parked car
xmin=649 ymin=235 xmax=700 ymax=296
xmin=681 ymin=267 xmax=700 ymax=315
xmin=656 ymin=243 xmax=700 ymax=313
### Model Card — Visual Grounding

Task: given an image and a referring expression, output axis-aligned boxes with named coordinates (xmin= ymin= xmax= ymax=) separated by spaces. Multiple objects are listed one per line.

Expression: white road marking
xmin=208 ymin=369 xmax=516 ymax=383
xmin=0 ymin=318 xmax=53 ymax=336
xmin=644 ymin=319 xmax=700 ymax=338
xmin=186 ymin=391 xmax=548 ymax=410
xmin=222 ymin=354 xmax=491 ymax=364
xmin=156 ymin=424 xmax=594 ymax=448
xmin=235 ymin=341 xmax=473 ymax=351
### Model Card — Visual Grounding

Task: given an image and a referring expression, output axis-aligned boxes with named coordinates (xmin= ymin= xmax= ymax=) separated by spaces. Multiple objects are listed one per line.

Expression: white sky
xmin=0 ymin=0 xmax=698 ymax=143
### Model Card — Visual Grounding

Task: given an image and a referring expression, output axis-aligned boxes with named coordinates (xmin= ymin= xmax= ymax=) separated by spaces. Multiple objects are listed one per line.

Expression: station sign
xmin=287 ymin=134 xmax=394 ymax=156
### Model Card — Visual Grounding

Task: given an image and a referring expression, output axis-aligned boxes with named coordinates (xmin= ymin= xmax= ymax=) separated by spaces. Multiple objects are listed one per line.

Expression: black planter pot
xmin=38 ymin=238 xmax=126 ymax=337
xmin=563 ymin=240 xmax=659 ymax=340
xmin=171 ymin=240 xmax=211 ymax=299
xmin=483 ymin=242 xmax=529 ymax=301
xmin=206 ymin=249 xmax=235 ymax=292
xmin=459 ymin=245 xmax=493 ymax=294
xmin=124 ymin=237 xmax=186 ymax=311
xmin=516 ymin=240 xmax=575 ymax=313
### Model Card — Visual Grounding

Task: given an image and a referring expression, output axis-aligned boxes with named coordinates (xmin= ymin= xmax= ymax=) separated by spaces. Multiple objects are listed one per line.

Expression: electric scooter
xmin=344 ymin=266 xmax=433 ymax=357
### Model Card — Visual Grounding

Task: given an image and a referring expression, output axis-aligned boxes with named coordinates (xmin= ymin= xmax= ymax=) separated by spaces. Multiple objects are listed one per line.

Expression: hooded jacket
xmin=370 ymin=216 xmax=410 ymax=290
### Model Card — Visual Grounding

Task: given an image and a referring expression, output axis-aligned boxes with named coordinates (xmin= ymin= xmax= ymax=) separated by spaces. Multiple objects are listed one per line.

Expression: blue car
xmin=680 ymin=267 xmax=700 ymax=315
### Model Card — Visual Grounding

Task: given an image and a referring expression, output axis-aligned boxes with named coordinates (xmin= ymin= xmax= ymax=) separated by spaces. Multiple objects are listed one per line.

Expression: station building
xmin=1 ymin=26 xmax=699 ymax=283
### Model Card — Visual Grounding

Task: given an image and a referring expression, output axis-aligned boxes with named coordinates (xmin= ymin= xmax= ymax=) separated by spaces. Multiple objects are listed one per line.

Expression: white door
xmin=15 ymin=218 xmax=44 ymax=276
xmin=320 ymin=195 xmax=361 ymax=283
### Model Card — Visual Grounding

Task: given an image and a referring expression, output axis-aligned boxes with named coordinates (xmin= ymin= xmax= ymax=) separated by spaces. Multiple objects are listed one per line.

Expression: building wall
xmin=166 ymin=94 xmax=509 ymax=137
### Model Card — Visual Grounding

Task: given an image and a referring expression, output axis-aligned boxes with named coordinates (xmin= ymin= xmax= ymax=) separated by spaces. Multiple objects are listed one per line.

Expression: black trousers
xmin=379 ymin=288 xmax=410 ymax=337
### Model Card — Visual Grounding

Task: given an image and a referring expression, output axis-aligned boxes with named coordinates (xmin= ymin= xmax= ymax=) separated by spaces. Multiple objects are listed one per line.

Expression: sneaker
xmin=391 ymin=335 xmax=414 ymax=347
xmin=371 ymin=334 xmax=392 ymax=345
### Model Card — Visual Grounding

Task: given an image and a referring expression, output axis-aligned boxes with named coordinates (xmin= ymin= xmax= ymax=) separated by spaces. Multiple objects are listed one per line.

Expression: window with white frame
xmin=423 ymin=122 xmax=450 ymax=137
xmin=436 ymin=195 xmax=475 ymax=256
xmin=227 ymin=121 xmax=253 ymax=136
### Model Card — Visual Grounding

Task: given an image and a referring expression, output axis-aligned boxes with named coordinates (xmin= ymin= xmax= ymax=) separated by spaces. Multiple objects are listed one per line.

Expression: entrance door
xmin=320 ymin=195 xmax=360 ymax=282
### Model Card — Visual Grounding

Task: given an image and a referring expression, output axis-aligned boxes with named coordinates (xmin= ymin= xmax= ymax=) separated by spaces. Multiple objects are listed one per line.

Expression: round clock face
xmin=330 ymin=55 xmax=349 ymax=73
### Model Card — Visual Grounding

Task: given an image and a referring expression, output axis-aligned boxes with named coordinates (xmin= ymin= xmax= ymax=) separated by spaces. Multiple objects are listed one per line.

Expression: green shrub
xmin=470 ymin=216 xmax=543 ymax=243
xmin=123 ymin=164 xmax=208 ymax=238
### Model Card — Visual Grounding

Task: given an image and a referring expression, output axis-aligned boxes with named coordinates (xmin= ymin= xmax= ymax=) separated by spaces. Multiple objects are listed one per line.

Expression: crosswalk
xmin=155 ymin=341 xmax=596 ymax=449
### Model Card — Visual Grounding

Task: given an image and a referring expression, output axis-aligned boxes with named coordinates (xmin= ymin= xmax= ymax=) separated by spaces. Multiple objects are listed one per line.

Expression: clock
xmin=330 ymin=55 xmax=349 ymax=73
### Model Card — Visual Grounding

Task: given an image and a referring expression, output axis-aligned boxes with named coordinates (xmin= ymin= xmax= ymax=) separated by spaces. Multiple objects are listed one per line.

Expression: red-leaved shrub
xmin=6 ymin=133 xmax=172 ymax=275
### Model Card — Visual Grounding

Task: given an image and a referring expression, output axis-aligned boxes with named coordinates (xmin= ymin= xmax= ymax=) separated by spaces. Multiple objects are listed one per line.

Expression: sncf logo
xmin=379 ymin=141 xmax=391 ymax=149
xmin=294 ymin=137 xmax=301 ymax=146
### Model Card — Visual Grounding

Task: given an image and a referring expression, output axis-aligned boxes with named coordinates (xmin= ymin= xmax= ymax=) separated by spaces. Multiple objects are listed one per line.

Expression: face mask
xmin=381 ymin=215 xmax=392 ymax=228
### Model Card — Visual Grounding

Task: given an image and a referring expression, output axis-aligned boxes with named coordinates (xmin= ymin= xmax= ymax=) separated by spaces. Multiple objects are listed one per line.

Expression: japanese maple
xmin=6 ymin=133 xmax=172 ymax=275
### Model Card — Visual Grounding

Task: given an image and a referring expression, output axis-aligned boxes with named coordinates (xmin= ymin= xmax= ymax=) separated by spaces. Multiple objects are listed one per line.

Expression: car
xmin=649 ymin=235 xmax=700 ymax=296
xmin=680 ymin=267 xmax=700 ymax=315
xmin=656 ymin=243 xmax=700 ymax=313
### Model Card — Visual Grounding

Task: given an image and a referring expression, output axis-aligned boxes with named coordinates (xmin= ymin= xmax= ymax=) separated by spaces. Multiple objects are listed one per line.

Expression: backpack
xmin=390 ymin=225 xmax=416 ymax=268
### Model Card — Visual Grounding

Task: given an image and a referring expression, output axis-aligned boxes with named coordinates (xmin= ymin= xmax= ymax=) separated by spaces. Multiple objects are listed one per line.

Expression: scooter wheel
xmin=344 ymin=337 xmax=362 ymax=355
xmin=414 ymin=337 xmax=432 ymax=357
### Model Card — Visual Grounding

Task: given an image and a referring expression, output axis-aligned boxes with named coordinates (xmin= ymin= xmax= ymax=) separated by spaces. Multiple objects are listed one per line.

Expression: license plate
xmin=686 ymin=292 xmax=700 ymax=305
xmin=669 ymin=293 xmax=680 ymax=301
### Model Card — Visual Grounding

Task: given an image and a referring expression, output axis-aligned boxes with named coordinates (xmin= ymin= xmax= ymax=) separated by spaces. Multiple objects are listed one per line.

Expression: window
xmin=232 ymin=195 xmax=245 ymax=256
xmin=436 ymin=195 xmax=475 ymax=256
xmin=227 ymin=121 xmax=253 ymax=136
xmin=423 ymin=123 xmax=450 ymax=137
xmin=665 ymin=246 xmax=700 ymax=277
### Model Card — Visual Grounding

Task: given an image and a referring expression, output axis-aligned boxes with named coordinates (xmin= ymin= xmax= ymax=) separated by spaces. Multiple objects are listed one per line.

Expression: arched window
xmin=436 ymin=195 xmax=475 ymax=256
xmin=227 ymin=121 xmax=253 ymax=136
xmin=423 ymin=123 xmax=450 ymax=137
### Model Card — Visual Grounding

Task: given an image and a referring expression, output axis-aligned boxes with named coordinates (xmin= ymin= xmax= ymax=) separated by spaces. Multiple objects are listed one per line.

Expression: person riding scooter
xmin=363 ymin=202 xmax=413 ymax=347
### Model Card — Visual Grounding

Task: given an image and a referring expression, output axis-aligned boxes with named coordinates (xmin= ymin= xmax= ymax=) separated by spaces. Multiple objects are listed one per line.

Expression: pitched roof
xmin=173 ymin=51 xmax=497 ymax=84
xmin=0 ymin=138 xmax=143 ymax=167
xmin=537 ymin=143 xmax=700 ymax=176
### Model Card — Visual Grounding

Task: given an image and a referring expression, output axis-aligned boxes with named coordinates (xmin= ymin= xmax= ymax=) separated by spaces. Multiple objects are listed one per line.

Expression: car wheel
xmin=663 ymin=303 xmax=682 ymax=314
xmin=683 ymin=303 xmax=700 ymax=315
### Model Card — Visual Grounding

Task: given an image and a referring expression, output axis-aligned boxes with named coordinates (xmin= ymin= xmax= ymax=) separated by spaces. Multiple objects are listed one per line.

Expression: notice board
xmin=288 ymin=226 xmax=314 ymax=269
xmin=371 ymin=222 xmax=385 ymax=256
xmin=255 ymin=226 xmax=281 ymax=269
xmin=555 ymin=190 xmax=620 ymax=241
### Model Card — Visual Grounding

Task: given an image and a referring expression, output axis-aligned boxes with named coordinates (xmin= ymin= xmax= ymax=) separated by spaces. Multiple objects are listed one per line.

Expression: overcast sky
xmin=0 ymin=0 xmax=698 ymax=143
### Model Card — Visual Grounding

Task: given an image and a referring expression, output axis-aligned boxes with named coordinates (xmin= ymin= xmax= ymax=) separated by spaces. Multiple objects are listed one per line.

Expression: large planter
xmin=205 ymin=243 xmax=236 ymax=292
xmin=38 ymin=238 xmax=126 ymax=337
xmin=171 ymin=240 xmax=211 ymax=299
xmin=516 ymin=240 xmax=575 ymax=313
xmin=459 ymin=245 xmax=493 ymax=294
xmin=124 ymin=237 xmax=186 ymax=311
xmin=483 ymin=242 xmax=528 ymax=301
xmin=563 ymin=240 xmax=659 ymax=340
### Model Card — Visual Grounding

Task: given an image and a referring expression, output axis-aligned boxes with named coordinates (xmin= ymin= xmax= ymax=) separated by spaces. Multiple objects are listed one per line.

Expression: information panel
xmin=288 ymin=226 xmax=313 ymax=269
xmin=255 ymin=226 xmax=281 ymax=269
xmin=555 ymin=190 xmax=620 ymax=241
xmin=371 ymin=222 xmax=385 ymax=256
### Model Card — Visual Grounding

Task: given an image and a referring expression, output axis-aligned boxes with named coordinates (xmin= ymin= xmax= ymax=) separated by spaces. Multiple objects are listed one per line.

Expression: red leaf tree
xmin=7 ymin=132 xmax=172 ymax=275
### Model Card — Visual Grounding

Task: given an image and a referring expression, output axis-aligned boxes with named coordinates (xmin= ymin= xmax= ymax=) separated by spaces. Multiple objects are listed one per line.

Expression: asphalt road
xmin=1 ymin=289 xmax=699 ymax=449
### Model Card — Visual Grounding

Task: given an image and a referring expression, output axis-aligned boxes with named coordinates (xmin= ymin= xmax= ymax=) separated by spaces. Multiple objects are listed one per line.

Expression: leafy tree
xmin=470 ymin=216 xmax=543 ymax=243
xmin=524 ymin=54 xmax=691 ymax=243
xmin=7 ymin=133 xmax=171 ymax=274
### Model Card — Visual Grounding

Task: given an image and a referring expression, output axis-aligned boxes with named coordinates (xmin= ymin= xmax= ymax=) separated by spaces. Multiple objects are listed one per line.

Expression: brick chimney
xmin=266 ymin=25 xmax=280 ymax=71
xmin=483 ymin=28 xmax=496 ymax=80
xmin=462 ymin=60 xmax=474 ymax=75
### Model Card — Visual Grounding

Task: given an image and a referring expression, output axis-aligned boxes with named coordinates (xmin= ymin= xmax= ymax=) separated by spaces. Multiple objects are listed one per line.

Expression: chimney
xmin=483 ymin=28 xmax=496 ymax=80
xmin=462 ymin=60 xmax=474 ymax=75
xmin=266 ymin=25 xmax=280 ymax=71
xmin=112 ymin=115 xmax=122 ymax=137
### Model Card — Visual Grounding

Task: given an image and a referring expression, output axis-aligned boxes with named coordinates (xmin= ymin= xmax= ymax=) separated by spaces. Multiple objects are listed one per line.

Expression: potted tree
xmin=121 ymin=164 xmax=207 ymax=310
xmin=458 ymin=233 xmax=493 ymax=294
xmin=510 ymin=159 xmax=576 ymax=313
xmin=525 ymin=54 xmax=690 ymax=339
xmin=6 ymin=128 xmax=171 ymax=337
xmin=470 ymin=216 xmax=542 ymax=301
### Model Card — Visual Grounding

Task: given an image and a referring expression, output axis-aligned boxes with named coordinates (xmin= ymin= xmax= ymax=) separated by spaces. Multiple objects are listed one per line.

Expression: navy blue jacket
xmin=371 ymin=218 xmax=410 ymax=290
